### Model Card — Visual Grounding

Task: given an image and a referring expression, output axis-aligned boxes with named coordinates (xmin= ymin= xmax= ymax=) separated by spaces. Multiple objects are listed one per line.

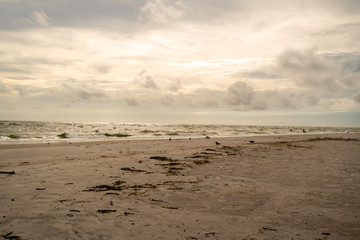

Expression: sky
xmin=0 ymin=0 xmax=359 ymax=127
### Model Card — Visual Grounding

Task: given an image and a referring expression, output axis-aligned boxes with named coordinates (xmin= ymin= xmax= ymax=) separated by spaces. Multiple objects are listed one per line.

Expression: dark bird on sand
xmin=205 ymin=136 xmax=210 ymax=139
xmin=169 ymin=138 xmax=171 ymax=141
xmin=215 ymin=141 xmax=220 ymax=145
xmin=249 ymin=140 xmax=255 ymax=143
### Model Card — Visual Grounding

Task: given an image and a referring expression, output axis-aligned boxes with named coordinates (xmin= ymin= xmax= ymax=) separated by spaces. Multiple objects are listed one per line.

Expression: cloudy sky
xmin=0 ymin=0 xmax=359 ymax=126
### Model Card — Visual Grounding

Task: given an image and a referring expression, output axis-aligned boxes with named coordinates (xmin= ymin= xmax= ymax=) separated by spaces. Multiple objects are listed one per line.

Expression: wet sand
xmin=0 ymin=133 xmax=359 ymax=239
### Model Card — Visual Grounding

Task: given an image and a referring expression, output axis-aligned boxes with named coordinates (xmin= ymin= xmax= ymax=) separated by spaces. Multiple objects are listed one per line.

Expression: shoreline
xmin=0 ymin=131 xmax=356 ymax=147
xmin=1 ymin=133 xmax=359 ymax=239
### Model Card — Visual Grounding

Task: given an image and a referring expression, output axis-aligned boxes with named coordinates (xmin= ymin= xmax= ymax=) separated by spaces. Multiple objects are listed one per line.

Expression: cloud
xmin=32 ymin=11 xmax=49 ymax=26
xmin=133 ymin=71 xmax=159 ymax=90
xmin=144 ymin=77 xmax=158 ymax=89
xmin=258 ymin=89 xmax=320 ymax=110
xmin=14 ymin=85 xmax=29 ymax=97
xmin=0 ymin=0 xmax=20 ymax=3
xmin=181 ymin=89 xmax=221 ymax=108
xmin=160 ymin=94 xmax=173 ymax=105
xmin=125 ymin=97 xmax=139 ymax=106
xmin=275 ymin=48 xmax=342 ymax=92
xmin=224 ymin=81 xmax=320 ymax=111
xmin=226 ymin=81 xmax=255 ymax=106
xmin=354 ymin=92 xmax=360 ymax=104
xmin=168 ymin=79 xmax=181 ymax=92
xmin=62 ymin=80 xmax=106 ymax=100
xmin=241 ymin=70 xmax=281 ymax=80
xmin=327 ymin=52 xmax=360 ymax=88
xmin=138 ymin=0 xmax=188 ymax=24
xmin=0 ymin=80 xmax=7 ymax=93
xmin=18 ymin=11 xmax=50 ymax=27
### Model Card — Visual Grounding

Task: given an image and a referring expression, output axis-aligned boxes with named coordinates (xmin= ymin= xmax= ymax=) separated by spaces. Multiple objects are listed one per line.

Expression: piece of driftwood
xmin=97 ymin=209 xmax=117 ymax=213
xmin=2 ymin=232 xmax=21 ymax=240
xmin=0 ymin=171 xmax=15 ymax=175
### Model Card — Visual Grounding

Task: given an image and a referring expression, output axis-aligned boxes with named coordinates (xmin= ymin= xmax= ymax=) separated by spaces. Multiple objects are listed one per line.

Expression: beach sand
xmin=0 ymin=133 xmax=359 ymax=239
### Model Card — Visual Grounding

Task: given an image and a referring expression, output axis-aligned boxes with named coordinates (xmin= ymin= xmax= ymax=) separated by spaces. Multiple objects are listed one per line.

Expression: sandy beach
xmin=0 ymin=133 xmax=359 ymax=240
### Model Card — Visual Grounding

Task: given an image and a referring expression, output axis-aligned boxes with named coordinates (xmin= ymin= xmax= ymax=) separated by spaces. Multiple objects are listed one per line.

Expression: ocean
xmin=0 ymin=120 xmax=358 ymax=144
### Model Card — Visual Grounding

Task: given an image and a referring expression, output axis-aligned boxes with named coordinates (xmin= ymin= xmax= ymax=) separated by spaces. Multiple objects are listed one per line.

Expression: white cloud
xmin=138 ymin=0 xmax=188 ymax=24
xmin=62 ymin=80 xmax=106 ymax=100
xmin=133 ymin=71 xmax=159 ymax=90
xmin=32 ymin=11 xmax=49 ymax=26
xmin=18 ymin=11 xmax=50 ymax=27
xmin=0 ymin=80 xmax=7 ymax=93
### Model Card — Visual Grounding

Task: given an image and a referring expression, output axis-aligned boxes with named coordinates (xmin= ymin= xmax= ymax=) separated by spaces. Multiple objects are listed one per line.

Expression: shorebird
xmin=249 ymin=140 xmax=255 ymax=143
xmin=303 ymin=129 xmax=307 ymax=133
xmin=205 ymin=136 xmax=211 ymax=139
xmin=215 ymin=141 xmax=220 ymax=145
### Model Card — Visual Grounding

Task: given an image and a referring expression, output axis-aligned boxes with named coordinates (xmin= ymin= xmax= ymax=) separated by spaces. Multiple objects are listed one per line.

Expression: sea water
xmin=0 ymin=120 xmax=358 ymax=144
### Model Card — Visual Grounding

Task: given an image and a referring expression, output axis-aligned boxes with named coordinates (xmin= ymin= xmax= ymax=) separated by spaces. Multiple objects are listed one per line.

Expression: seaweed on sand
xmin=150 ymin=156 xmax=172 ymax=161
xmin=120 ymin=167 xmax=147 ymax=173
xmin=7 ymin=135 xmax=20 ymax=139
xmin=104 ymin=133 xmax=132 ymax=137
xmin=57 ymin=133 xmax=68 ymax=138
xmin=85 ymin=181 xmax=157 ymax=193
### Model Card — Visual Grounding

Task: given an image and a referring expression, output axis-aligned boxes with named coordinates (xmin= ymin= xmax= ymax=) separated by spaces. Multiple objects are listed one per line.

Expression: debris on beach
xmin=193 ymin=160 xmax=210 ymax=165
xmin=150 ymin=156 xmax=172 ymax=161
xmin=97 ymin=209 xmax=117 ymax=214
xmin=120 ymin=167 xmax=147 ymax=173
xmin=162 ymin=206 xmax=178 ymax=210
xmin=205 ymin=232 xmax=216 ymax=237
xmin=124 ymin=211 xmax=135 ymax=216
xmin=0 ymin=171 xmax=15 ymax=175
xmin=85 ymin=182 xmax=157 ymax=193
xmin=2 ymin=232 xmax=21 ymax=240
xmin=85 ymin=184 xmax=123 ymax=192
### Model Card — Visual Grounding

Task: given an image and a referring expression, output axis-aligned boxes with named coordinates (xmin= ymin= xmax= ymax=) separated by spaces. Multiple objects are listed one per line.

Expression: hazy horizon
xmin=0 ymin=0 xmax=359 ymax=127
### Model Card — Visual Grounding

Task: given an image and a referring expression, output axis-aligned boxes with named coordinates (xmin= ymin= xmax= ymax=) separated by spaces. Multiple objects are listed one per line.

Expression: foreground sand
xmin=0 ymin=133 xmax=359 ymax=240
